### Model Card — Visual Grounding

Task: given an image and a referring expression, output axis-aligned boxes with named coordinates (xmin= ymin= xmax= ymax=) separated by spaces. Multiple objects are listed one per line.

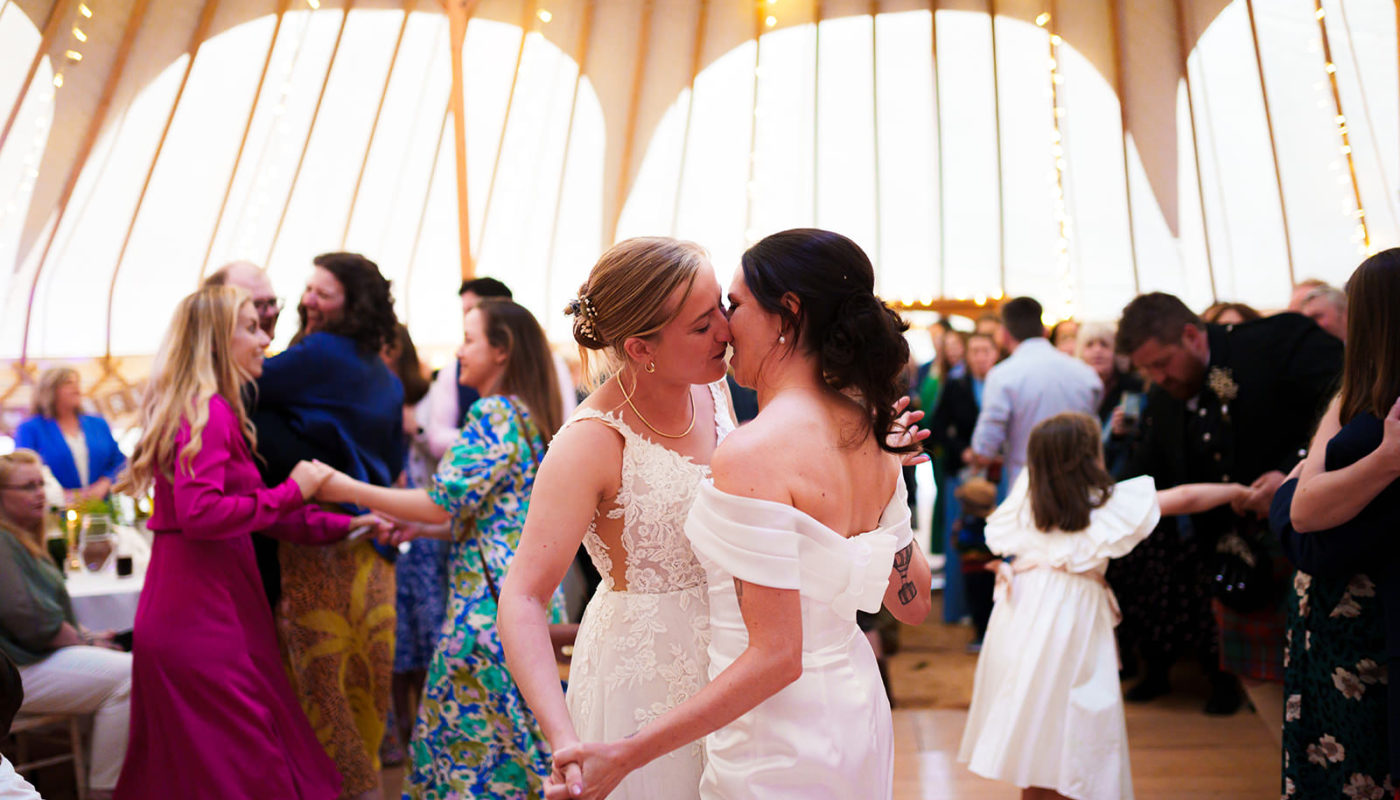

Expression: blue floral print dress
xmin=405 ymin=395 xmax=566 ymax=800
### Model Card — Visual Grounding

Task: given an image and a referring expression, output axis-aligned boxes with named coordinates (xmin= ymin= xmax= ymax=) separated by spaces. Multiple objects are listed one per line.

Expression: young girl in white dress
xmin=498 ymin=238 xmax=735 ymax=800
xmin=958 ymin=412 xmax=1246 ymax=800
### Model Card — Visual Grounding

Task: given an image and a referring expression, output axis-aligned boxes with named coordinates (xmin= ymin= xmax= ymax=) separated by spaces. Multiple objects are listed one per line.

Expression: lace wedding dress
xmin=564 ymin=381 xmax=734 ymax=799
xmin=684 ymin=478 xmax=913 ymax=799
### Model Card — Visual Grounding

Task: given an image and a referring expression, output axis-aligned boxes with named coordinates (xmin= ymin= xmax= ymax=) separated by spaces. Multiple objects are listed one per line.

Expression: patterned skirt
xmin=278 ymin=539 xmax=397 ymax=797
xmin=1282 ymin=570 xmax=1392 ymax=799
xmin=394 ymin=538 xmax=451 ymax=673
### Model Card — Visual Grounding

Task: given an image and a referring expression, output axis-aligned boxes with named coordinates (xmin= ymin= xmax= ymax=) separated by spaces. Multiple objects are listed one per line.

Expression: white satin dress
xmin=684 ymin=479 xmax=913 ymax=799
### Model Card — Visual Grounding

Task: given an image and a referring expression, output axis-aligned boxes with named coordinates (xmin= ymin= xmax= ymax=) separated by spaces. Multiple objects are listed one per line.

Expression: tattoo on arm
xmin=893 ymin=543 xmax=918 ymax=605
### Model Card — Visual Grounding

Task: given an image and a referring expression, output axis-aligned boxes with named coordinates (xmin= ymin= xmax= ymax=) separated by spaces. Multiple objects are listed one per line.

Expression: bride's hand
xmin=889 ymin=396 xmax=931 ymax=466
xmin=549 ymin=740 xmax=637 ymax=800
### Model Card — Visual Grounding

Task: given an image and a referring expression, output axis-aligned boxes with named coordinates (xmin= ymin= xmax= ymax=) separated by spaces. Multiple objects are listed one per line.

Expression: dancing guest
xmin=1075 ymin=321 xmax=1144 ymax=478
xmin=1269 ymin=248 xmax=1400 ymax=792
xmin=548 ymin=229 xmax=932 ymax=800
xmin=252 ymin=252 xmax=405 ymax=800
xmin=959 ymin=413 xmax=1245 ymax=800
xmin=1113 ymin=292 xmax=1342 ymax=715
xmin=420 ymin=277 xmax=513 ymax=458
xmin=498 ymin=237 xmax=734 ymax=800
xmin=15 ymin=368 xmax=125 ymax=502
xmin=111 ymin=286 xmax=392 ymax=800
xmin=1049 ymin=319 xmax=1079 ymax=355
xmin=930 ymin=331 xmax=999 ymax=626
xmin=317 ymin=299 xmax=567 ymax=799
xmin=204 ymin=260 xmax=283 ymax=338
xmin=1299 ymin=284 xmax=1347 ymax=342
xmin=969 ymin=297 xmax=1102 ymax=485
xmin=912 ymin=326 xmax=964 ymax=556
xmin=0 ymin=449 xmax=130 ymax=800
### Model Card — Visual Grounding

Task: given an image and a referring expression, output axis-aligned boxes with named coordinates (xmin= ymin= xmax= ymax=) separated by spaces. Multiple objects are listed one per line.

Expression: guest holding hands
xmin=15 ymin=367 xmax=125 ymax=503
xmin=0 ymin=449 xmax=130 ymax=800
xmin=111 ymin=285 xmax=393 ymax=800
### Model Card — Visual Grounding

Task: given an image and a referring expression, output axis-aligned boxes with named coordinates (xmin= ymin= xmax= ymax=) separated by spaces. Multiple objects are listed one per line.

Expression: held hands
xmin=1231 ymin=470 xmax=1286 ymax=518
xmin=890 ymin=396 xmax=931 ymax=467
xmin=289 ymin=460 xmax=335 ymax=500
xmin=546 ymin=740 xmax=637 ymax=800
xmin=347 ymin=513 xmax=412 ymax=547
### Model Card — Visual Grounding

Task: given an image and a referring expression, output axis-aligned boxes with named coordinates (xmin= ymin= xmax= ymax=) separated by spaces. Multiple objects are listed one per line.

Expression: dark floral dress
xmin=1282 ymin=569 xmax=1392 ymax=799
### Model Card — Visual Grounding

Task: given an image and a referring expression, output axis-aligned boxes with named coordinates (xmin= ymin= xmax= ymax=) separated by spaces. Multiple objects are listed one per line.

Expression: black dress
xmin=1274 ymin=411 xmax=1400 ymax=790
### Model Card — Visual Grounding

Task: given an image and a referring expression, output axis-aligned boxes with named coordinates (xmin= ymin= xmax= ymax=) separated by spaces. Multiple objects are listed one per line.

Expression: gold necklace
xmin=618 ymin=374 xmax=695 ymax=439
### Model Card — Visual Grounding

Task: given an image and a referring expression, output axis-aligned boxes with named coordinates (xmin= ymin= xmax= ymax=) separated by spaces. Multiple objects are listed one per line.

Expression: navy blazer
xmin=14 ymin=414 xmax=125 ymax=490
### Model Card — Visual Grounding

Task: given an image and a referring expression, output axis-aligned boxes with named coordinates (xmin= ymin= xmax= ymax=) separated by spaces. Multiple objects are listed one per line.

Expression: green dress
xmin=406 ymin=395 xmax=565 ymax=800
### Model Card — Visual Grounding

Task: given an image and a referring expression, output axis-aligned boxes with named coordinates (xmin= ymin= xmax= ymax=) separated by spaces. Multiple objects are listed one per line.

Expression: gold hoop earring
xmin=645 ymin=361 xmax=656 ymax=373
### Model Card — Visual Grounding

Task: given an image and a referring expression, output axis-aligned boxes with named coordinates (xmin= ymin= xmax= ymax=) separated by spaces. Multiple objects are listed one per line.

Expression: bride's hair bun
xmin=741 ymin=229 xmax=913 ymax=455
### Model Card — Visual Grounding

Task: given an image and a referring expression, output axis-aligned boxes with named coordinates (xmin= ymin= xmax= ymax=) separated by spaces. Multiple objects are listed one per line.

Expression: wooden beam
xmin=988 ymin=0 xmax=1006 ymax=293
xmin=0 ymin=0 xmax=73 ymax=154
xmin=20 ymin=0 xmax=152 ymax=365
xmin=1315 ymin=0 xmax=1369 ymax=250
xmin=446 ymin=0 xmax=480 ymax=280
xmin=607 ymin=0 xmax=654 ymax=244
xmin=265 ymin=0 xmax=354 ymax=266
xmin=869 ymin=0 xmax=882 ymax=291
xmin=475 ymin=0 xmax=536 ymax=260
xmin=1106 ymin=0 xmax=1139 ymax=293
xmin=669 ymin=0 xmax=709 ymax=236
xmin=341 ymin=0 xmax=414 ymax=249
xmin=198 ymin=0 xmax=291 ymax=282
xmin=1173 ymin=0 xmax=1216 ymax=301
xmin=543 ymin=0 xmax=595 ymax=300
xmin=929 ymin=0 xmax=944 ymax=297
xmin=1243 ymin=0 xmax=1294 ymax=287
xmin=104 ymin=0 xmax=221 ymax=358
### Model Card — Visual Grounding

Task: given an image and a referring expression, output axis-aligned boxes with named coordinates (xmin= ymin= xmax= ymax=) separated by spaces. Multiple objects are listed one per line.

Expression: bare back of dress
xmin=563 ymin=380 xmax=734 ymax=800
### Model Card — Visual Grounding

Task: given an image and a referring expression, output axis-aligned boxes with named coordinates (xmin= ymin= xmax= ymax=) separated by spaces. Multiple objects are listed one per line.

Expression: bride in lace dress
xmin=549 ymin=229 xmax=933 ymax=800
xmin=499 ymin=237 xmax=735 ymax=799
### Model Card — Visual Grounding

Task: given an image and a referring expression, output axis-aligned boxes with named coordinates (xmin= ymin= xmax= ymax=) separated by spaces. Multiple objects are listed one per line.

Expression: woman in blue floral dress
xmin=318 ymin=299 xmax=566 ymax=799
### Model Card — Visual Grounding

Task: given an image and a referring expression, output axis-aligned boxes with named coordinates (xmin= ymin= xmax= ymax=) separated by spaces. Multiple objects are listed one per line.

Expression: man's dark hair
xmin=1116 ymin=292 xmax=1203 ymax=355
xmin=301 ymin=252 xmax=398 ymax=354
xmin=1000 ymin=297 xmax=1044 ymax=342
xmin=458 ymin=277 xmax=512 ymax=299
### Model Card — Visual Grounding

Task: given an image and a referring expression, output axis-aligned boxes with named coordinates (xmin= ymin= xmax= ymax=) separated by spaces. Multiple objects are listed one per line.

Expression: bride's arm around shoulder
xmin=498 ymin=418 xmax=622 ymax=755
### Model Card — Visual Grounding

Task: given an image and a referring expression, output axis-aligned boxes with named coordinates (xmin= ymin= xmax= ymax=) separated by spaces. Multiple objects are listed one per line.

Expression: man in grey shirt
xmin=968 ymin=296 xmax=1103 ymax=484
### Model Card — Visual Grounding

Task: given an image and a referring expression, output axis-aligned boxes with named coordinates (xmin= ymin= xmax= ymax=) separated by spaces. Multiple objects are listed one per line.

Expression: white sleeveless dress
xmin=684 ymin=479 xmax=913 ymax=799
xmin=563 ymin=381 xmax=734 ymax=799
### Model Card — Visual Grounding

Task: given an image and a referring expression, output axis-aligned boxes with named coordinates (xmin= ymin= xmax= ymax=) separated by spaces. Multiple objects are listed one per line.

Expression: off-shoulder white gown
xmin=684 ymin=479 xmax=913 ymax=799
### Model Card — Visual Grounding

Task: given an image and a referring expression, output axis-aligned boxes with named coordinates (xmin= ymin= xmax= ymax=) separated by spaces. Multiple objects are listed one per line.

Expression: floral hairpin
xmin=566 ymin=293 xmax=600 ymax=339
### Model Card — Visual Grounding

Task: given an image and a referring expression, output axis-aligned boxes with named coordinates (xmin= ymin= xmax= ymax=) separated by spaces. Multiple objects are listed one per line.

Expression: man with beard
xmin=1112 ymin=292 xmax=1342 ymax=715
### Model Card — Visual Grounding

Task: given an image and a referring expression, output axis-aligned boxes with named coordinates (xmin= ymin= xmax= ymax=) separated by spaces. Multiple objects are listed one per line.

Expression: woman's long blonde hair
xmin=117 ymin=286 xmax=258 ymax=495
xmin=0 ymin=449 xmax=46 ymax=560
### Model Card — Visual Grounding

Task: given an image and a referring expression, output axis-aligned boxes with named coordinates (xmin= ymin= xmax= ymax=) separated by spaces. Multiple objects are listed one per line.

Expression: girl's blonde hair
xmin=0 ymin=449 xmax=47 ymax=560
xmin=117 ymin=285 xmax=258 ymax=495
xmin=31 ymin=366 xmax=79 ymax=418
xmin=565 ymin=237 xmax=707 ymax=388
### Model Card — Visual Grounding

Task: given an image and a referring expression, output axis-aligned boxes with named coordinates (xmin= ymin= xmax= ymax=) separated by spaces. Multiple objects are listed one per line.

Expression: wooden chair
xmin=7 ymin=712 xmax=86 ymax=800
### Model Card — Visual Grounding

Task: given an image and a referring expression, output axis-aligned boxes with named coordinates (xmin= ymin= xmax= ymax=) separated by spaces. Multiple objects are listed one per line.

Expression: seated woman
xmin=0 ymin=449 xmax=130 ymax=800
xmin=15 ymin=368 xmax=125 ymax=502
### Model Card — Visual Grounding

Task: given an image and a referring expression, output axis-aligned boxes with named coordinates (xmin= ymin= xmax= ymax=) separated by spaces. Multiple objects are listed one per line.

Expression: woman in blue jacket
xmin=15 ymin=368 xmax=124 ymax=502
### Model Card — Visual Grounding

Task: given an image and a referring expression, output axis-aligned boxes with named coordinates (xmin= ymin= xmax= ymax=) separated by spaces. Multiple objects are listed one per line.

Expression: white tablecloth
xmin=65 ymin=570 xmax=144 ymax=632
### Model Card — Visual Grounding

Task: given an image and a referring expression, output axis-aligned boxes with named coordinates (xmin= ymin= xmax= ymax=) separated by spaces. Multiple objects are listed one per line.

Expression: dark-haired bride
xmin=548 ymin=228 xmax=933 ymax=800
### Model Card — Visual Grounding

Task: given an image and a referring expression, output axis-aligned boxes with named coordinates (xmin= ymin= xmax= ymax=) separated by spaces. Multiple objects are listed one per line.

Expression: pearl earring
xmin=778 ymin=335 xmax=786 ymax=345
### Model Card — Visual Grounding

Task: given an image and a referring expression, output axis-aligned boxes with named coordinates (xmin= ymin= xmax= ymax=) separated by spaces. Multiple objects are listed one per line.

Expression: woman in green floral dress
xmin=318 ymin=299 xmax=566 ymax=799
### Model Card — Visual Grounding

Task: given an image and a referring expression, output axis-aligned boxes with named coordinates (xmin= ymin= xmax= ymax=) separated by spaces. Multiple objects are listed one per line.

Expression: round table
xmin=65 ymin=569 xmax=144 ymax=632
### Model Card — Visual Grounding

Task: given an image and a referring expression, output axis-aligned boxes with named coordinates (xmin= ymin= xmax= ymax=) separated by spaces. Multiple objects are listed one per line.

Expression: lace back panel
xmin=565 ymin=381 xmax=736 ymax=594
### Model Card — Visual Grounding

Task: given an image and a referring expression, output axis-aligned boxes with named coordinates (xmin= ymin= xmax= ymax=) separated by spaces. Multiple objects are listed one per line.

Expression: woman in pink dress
xmin=113 ymin=285 xmax=392 ymax=799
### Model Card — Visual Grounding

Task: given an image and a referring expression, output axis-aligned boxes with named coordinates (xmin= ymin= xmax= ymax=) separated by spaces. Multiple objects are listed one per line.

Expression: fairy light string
xmin=1313 ymin=0 xmax=1369 ymax=254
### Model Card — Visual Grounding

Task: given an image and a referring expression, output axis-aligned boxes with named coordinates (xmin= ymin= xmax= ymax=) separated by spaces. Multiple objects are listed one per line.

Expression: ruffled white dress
xmin=563 ymin=381 xmax=734 ymax=799
xmin=958 ymin=473 xmax=1160 ymax=800
xmin=684 ymin=479 xmax=913 ymax=799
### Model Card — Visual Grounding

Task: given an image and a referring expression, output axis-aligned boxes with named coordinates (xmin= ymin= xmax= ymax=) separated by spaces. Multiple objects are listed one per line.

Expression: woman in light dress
xmin=547 ymin=228 xmax=933 ymax=799
xmin=958 ymin=412 xmax=1246 ymax=800
xmin=498 ymin=237 xmax=736 ymax=799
